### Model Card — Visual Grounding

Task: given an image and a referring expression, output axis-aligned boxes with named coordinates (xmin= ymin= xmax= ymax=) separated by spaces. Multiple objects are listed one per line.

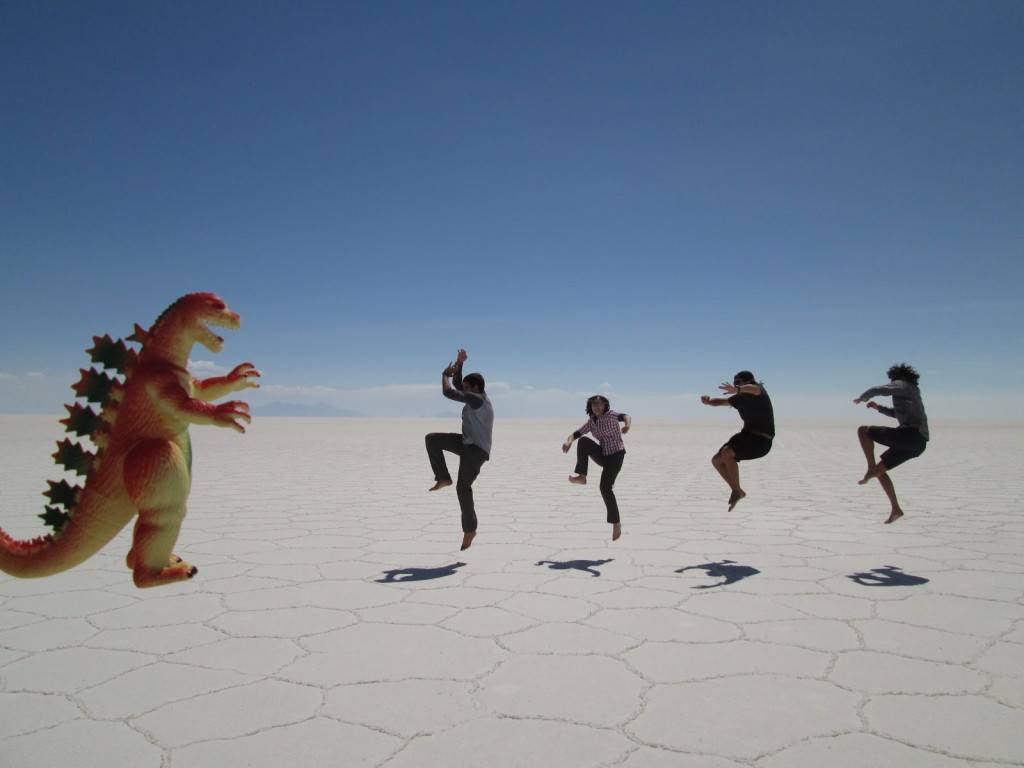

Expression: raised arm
xmin=192 ymin=363 xmax=261 ymax=402
xmin=701 ymin=395 xmax=731 ymax=407
xmin=865 ymin=401 xmax=897 ymax=418
xmin=443 ymin=349 xmax=485 ymax=408
xmin=718 ymin=381 xmax=762 ymax=397
xmin=150 ymin=366 xmax=251 ymax=432
xmin=854 ymin=382 xmax=900 ymax=403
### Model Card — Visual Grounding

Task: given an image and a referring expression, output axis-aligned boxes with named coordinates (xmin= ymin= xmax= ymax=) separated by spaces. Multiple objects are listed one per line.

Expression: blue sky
xmin=1 ymin=1 xmax=1022 ymax=419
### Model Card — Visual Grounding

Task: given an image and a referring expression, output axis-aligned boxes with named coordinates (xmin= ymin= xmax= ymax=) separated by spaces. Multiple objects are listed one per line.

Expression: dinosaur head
xmin=146 ymin=292 xmax=241 ymax=358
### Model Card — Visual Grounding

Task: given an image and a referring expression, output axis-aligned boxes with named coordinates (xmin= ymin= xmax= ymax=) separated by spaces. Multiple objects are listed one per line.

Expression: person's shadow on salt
xmin=376 ymin=562 xmax=467 ymax=583
xmin=848 ymin=565 xmax=929 ymax=587
xmin=536 ymin=559 xmax=614 ymax=577
xmin=675 ymin=560 xmax=760 ymax=589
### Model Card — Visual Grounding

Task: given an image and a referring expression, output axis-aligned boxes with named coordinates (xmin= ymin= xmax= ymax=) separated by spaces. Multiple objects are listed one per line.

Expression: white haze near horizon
xmin=0 ymin=364 xmax=1017 ymax=424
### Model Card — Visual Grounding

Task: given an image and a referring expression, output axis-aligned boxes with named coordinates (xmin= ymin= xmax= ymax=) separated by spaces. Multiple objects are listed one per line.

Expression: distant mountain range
xmin=254 ymin=402 xmax=364 ymax=418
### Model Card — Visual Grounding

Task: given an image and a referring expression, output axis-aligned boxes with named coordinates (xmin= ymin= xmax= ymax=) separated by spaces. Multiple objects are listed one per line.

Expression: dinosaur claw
xmin=188 ymin=566 xmax=198 ymax=577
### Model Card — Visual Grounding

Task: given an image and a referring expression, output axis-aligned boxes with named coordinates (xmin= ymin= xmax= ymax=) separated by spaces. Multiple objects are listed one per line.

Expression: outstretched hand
xmin=456 ymin=348 xmax=468 ymax=364
xmin=865 ymin=401 xmax=880 ymax=411
xmin=226 ymin=362 xmax=261 ymax=390
xmin=853 ymin=397 xmax=864 ymax=405
xmin=562 ymin=440 xmax=572 ymax=453
xmin=701 ymin=395 xmax=712 ymax=405
xmin=213 ymin=401 xmax=252 ymax=433
xmin=443 ymin=362 xmax=456 ymax=377
xmin=718 ymin=382 xmax=737 ymax=395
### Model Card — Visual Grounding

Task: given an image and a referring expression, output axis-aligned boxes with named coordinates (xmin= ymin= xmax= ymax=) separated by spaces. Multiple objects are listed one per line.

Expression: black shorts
xmin=722 ymin=431 xmax=773 ymax=462
xmin=867 ymin=426 xmax=927 ymax=470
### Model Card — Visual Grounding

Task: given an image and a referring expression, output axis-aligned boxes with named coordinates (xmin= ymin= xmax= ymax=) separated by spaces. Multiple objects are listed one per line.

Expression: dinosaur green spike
xmin=38 ymin=506 xmax=71 ymax=533
xmin=52 ymin=439 xmax=94 ymax=476
xmin=72 ymin=368 xmax=118 ymax=405
xmin=86 ymin=335 xmax=133 ymax=374
xmin=60 ymin=403 xmax=100 ymax=437
xmin=43 ymin=479 xmax=80 ymax=509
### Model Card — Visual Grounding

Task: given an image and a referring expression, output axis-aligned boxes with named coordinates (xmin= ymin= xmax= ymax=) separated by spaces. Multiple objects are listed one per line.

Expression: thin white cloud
xmin=26 ymin=371 xmax=44 ymax=378
xmin=188 ymin=359 xmax=229 ymax=376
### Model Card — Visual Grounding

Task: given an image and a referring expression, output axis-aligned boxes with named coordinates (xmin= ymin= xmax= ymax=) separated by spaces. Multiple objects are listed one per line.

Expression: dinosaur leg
xmin=130 ymin=508 xmax=195 ymax=587
xmin=123 ymin=439 xmax=196 ymax=588
xmin=125 ymin=518 xmax=184 ymax=570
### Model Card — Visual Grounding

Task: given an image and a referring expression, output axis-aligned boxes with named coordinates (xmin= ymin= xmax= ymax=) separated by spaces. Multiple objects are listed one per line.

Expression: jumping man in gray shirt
xmin=426 ymin=348 xmax=494 ymax=550
xmin=853 ymin=363 xmax=930 ymax=524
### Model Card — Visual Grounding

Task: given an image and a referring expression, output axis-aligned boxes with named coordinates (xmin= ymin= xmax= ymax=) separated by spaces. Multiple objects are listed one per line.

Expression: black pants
xmin=866 ymin=425 xmax=927 ymax=470
xmin=574 ymin=437 xmax=625 ymax=524
xmin=425 ymin=433 xmax=488 ymax=532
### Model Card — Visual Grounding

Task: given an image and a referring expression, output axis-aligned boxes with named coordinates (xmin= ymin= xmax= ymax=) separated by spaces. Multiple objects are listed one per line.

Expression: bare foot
xmin=727 ymin=489 xmax=746 ymax=511
xmin=569 ymin=475 xmax=587 ymax=485
xmin=859 ymin=465 xmax=880 ymax=485
xmin=460 ymin=531 xmax=477 ymax=550
xmin=612 ymin=523 xmax=621 ymax=541
xmin=884 ymin=509 xmax=904 ymax=524
xmin=429 ymin=479 xmax=453 ymax=492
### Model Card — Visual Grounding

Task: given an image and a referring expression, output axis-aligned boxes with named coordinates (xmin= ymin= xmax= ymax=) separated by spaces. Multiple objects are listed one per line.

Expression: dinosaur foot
xmin=127 ymin=551 xmax=189 ymax=570
xmin=132 ymin=561 xmax=198 ymax=588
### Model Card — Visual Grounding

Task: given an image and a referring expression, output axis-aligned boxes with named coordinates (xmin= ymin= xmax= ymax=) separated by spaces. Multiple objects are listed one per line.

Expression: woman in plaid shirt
xmin=562 ymin=395 xmax=632 ymax=541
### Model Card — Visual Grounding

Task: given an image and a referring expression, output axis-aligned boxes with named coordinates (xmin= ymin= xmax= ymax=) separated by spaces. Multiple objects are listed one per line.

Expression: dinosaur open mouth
xmin=197 ymin=324 xmax=223 ymax=349
xmin=196 ymin=308 xmax=240 ymax=352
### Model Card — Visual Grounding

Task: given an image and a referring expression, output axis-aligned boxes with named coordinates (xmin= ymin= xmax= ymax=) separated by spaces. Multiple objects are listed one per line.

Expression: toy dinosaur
xmin=0 ymin=292 xmax=259 ymax=588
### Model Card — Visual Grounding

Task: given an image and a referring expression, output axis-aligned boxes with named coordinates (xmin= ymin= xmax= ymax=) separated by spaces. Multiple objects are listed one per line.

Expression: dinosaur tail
xmin=0 ymin=490 xmax=134 ymax=579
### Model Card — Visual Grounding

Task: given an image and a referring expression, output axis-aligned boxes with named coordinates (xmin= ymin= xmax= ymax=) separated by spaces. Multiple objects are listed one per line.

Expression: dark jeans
xmin=425 ymin=432 xmax=488 ymax=532
xmin=574 ymin=437 xmax=625 ymax=524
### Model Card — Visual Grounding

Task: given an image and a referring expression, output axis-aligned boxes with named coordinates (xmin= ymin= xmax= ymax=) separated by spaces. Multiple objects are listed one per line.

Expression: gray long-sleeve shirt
xmin=443 ymin=364 xmax=494 ymax=457
xmin=858 ymin=380 xmax=929 ymax=441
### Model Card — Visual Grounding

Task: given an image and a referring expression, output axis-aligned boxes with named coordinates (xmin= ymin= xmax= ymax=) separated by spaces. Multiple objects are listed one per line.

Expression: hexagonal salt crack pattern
xmin=77 ymin=662 xmax=254 ymax=719
xmin=620 ymin=749 xmax=748 ymax=768
xmin=625 ymin=640 xmax=830 ymax=683
xmin=280 ymin=623 xmax=505 ymax=685
xmin=478 ymin=655 xmax=645 ymax=726
xmin=133 ymin=679 xmax=321 ymax=747
xmin=586 ymin=607 xmax=740 ymax=642
xmin=1 ymin=647 xmax=153 ymax=693
xmin=0 ymin=691 xmax=81 ymax=739
xmin=865 ymin=694 xmax=1024 ymax=763
xmin=384 ymin=718 xmax=633 ymax=768
xmin=500 ymin=621 xmax=636 ymax=654
xmin=0 ymin=720 xmax=162 ymax=768
xmin=630 ymin=676 xmax=861 ymax=759
xmin=829 ymin=650 xmax=986 ymax=694
xmin=756 ymin=732 xmax=982 ymax=767
xmin=172 ymin=717 xmax=401 ymax=768
xmin=2 ymin=418 xmax=1024 ymax=767
xmin=323 ymin=679 xmax=479 ymax=737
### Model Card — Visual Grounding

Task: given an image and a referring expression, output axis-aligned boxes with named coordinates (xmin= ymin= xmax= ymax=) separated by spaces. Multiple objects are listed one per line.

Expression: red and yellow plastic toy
xmin=0 ymin=292 xmax=259 ymax=588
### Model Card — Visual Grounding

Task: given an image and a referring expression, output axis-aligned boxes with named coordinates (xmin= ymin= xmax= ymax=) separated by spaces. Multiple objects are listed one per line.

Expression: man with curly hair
xmin=853 ymin=363 xmax=930 ymax=524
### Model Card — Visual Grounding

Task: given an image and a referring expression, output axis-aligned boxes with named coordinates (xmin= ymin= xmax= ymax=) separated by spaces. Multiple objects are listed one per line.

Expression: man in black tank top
xmin=701 ymin=370 xmax=775 ymax=510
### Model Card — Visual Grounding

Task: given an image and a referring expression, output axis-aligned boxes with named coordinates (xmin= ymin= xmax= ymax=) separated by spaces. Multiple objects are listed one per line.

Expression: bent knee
xmin=858 ymin=425 xmax=871 ymax=437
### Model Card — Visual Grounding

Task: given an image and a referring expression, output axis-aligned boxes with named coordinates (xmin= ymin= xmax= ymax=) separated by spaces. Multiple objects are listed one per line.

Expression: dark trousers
xmin=574 ymin=437 xmax=625 ymax=524
xmin=425 ymin=432 xmax=488 ymax=532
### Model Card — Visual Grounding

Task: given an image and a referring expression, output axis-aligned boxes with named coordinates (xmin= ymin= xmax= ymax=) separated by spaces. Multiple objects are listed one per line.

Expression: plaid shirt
xmin=574 ymin=410 xmax=628 ymax=455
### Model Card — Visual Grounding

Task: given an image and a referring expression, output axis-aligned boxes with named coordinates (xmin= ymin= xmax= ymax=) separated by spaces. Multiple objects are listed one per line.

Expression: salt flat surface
xmin=1 ymin=415 xmax=1023 ymax=767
